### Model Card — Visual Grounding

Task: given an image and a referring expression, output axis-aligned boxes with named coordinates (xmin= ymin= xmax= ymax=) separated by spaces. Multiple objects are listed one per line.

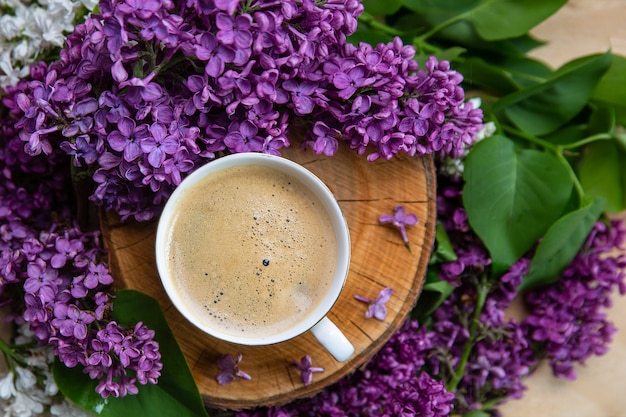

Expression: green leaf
xmin=457 ymin=55 xmax=553 ymax=96
xmin=415 ymin=47 xmax=467 ymax=70
xmin=348 ymin=27 xmax=394 ymax=46
xmin=542 ymin=103 xmax=614 ymax=147
xmin=506 ymin=33 xmax=547 ymax=55
xmin=495 ymin=52 xmax=613 ymax=135
xmin=54 ymin=290 xmax=209 ymax=417
xmin=407 ymin=18 xmax=542 ymax=59
xmin=592 ymin=54 xmax=626 ymax=127
xmin=403 ymin=0 xmax=476 ymax=22
xmin=496 ymin=55 xmax=554 ymax=87
xmin=462 ymin=135 xmax=573 ymax=270
xmin=519 ymin=197 xmax=605 ymax=291
xmin=402 ymin=0 xmax=566 ymax=41
xmin=430 ymin=222 xmax=457 ymax=263
xmin=543 ymin=123 xmax=587 ymax=146
xmin=586 ymin=104 xmax=616 ymax=136
xmin=361 ymin=0 xmax=405 ymax=16
xmin=616 ymin=133 xmax=626 ymax=153
xmin=465 ymin=0 xmax=567 ymax=41
xmin=52 ymin=362 xmax=109 ymax=412
xmin=578 ymin=139 xmax=626 ymax=213
xmin=412 ymin=269 xmax=455 ymax=320
xmin=457 ymin=57 xmax=521 ymax=94
xmin=622 ymin=148 xmax=626 ymax=210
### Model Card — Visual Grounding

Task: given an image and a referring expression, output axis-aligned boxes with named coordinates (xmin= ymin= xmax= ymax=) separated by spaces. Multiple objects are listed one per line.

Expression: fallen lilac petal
xmin=216 ymin=353 xmax=250 ymax=385
xmin=379 ymin=205 xmax=418 ymax=251
xmin=291 ymin=355 xmax=324 ymax=386
xmin=353 ymin=294 xmax=372 ymax=304
xmin=354 ymin=287 xmax=394 ymax=321
xmin=216 ymin=370 xmax=234 ymax=385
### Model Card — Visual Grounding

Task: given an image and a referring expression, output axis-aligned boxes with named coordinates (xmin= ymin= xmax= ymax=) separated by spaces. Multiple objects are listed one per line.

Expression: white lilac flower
xmin=32 ymin=8 xmax=69 ymax=47
xmin=0 ymin=372 xmax=16 ymax=400
xmin=0 ymin=369 xmax=47 ymax=416
xmin=0 ymin=14 xmax=24 ymax=39
xmin=0 ymin=0 xmax=95 ymax=91
xmin=0 ymin=364 xmax=93 ymax=416
xmin=14 ymin=323 xmax=35 ymax=346
xmin=475 ymin=120 xmax=496 ymax=142
xmin=14 ymin=368 xmax=37 ymax=392
xmin=50 ymin=400 xmax=95 ymax=417
xmin=0 ymin=322 xmax=96 ymax=417
xmin=5 ymin=390 xmax=46 ymax=416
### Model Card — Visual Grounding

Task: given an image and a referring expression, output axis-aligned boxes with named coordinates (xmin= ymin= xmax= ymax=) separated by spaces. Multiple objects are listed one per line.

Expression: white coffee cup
xmin=155 ymin=152 xmax=354 ymax=362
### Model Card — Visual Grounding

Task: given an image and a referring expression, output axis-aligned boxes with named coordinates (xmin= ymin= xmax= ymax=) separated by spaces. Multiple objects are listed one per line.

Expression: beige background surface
xmin=527 ymin=0 xmax=626 ymax=68
xmin=500 ymin=1 xmax=626 ymax=416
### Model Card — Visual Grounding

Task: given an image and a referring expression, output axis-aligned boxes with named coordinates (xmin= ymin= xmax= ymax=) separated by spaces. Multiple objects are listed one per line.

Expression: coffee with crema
xmin=164 ymin=164 xmax=337 ymax=339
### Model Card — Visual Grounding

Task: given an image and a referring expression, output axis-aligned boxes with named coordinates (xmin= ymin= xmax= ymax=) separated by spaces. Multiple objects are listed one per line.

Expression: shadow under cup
xmin=155 ymin=152 xmax=354 ymax=362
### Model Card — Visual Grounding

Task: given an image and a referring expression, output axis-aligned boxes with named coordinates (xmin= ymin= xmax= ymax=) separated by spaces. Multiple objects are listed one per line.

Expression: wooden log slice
xmin=100 ymin=142 xmax=436 ymax=410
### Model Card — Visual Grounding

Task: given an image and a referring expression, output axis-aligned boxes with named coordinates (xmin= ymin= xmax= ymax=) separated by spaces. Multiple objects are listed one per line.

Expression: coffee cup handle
xmin=309 ymin=317 xmax=354 ymax=362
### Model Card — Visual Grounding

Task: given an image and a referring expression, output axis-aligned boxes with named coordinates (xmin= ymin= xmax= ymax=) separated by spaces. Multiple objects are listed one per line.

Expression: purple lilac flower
xmin=331 ymin=65 xmax=375 ymax=99
xmin=117 ymin=0 xmax=161 ymax=20
xmin=379 ymin=205 xmax=418 ymax=251
xmin=354 ymin=287 xmax=394 ymax=320
xmin=291 ymin=355 xmax=324 ymax=386
xmin=522 ymin=220 xmax=626 ymax=380
xmin=59 ymin=135 xmax=99 ymax=167
xmin=62 ymin=98 xmax=98 ymax=137
xmin=140 ymin=123 xmax=179 ymax=168
xmin=53 ymin=304 xmax=96 ymax=340
xmin=224 ymin=120 xmax=265 ymax=153
xmin=426 ymin=169 xmax=626 ymax=413
xmin=216 ymin=13 xmax=253 ymax=49
xmin=107 ymin=117 xmax=149 ymax=162
xmin=2 ymin=0 xmax=481 ymax=223
xmin=23 ymin=260 xmax=59 ymax=295
xmin=311 ymin=121 xmax=340 ymax=156
xmin=282 ymin=80 xmax=318 ymax=116
xmin=235 ymin=320 xmax=455 ymax=417
xmin=0 ymin=3 xmax=487 ymax=408
xmin=388 ymin=372 xmax=455 ymax=417
xmin=195 ymin=33 xmax=236 ymax=78
xmin=217 ymin=353 xmax=252 ymax=385
xmin=0 ymin=159 xmax=162 ymax=399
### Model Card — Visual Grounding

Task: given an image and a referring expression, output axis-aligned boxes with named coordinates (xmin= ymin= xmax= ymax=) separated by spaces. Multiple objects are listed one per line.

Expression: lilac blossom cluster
xmin=424 ymin=174 xmax=626 ymax=413
xmin=523 ymin=220 xmax=626 ymax=380
xmin=1 ymin=0 xmax=483 ymax=222
xmin=423 ymin=176 xmax=536 ymax=412
xmin=0 ymin=141 xmax=162 ymax=398
xmin=234 ymin=320 xmax=454 ymax=417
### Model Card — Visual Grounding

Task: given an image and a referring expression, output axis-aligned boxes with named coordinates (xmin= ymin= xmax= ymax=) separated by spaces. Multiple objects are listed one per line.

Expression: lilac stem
xmin=446 ymin=276 xmax=488 ymax=392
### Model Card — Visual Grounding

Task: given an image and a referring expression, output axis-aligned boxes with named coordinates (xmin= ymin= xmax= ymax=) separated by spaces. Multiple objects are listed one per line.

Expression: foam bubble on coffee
xmin=165 ymin=164 xmax=337 ymax=339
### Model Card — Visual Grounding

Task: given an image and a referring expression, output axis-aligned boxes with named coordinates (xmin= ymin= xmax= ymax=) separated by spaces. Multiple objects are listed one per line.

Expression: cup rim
xmin=155 ymin=152 xmax=351 ymax=345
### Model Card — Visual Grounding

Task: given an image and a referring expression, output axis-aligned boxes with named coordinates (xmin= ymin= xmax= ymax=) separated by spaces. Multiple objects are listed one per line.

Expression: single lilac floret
xmin=216 ymin=353 xmax=251 ymax=385
xmin=379 ymin=205 xmax=418 ymax=251
xmin=291 ymin=355 xmax=324 ymax=386
xmin=354 ymin=287 xmax=394 ymax=320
